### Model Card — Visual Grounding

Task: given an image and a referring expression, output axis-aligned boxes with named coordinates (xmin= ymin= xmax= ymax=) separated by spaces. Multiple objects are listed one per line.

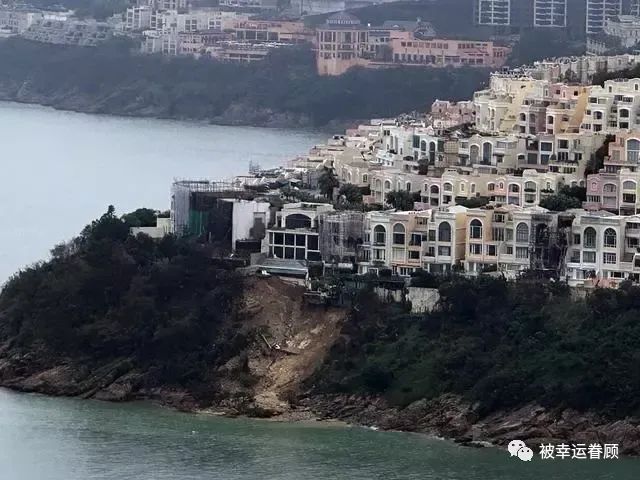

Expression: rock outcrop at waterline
xmin=304 ymin=394 xmax=640 ymax=456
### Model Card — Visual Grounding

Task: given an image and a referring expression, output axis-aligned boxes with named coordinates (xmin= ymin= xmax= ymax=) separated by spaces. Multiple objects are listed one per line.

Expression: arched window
xmin=509 ymin=183 xmax=520 ymax=193
xmin=285 ymin=213 xmax=312 ymax=229
xmin=623 ymin=180 xmax=636 ymax=190
xmin=603 ymin=183 xmax=617 ymax=194
xmin=584 ymin=227 xmax=596 ymax=248
xmin=430 ymin=185 xmax=439 ymax=195
xmin=627 ymin=139 xmax=640 ymax=164
xmin=392 ymin=223 xmax=405 ymax=245
xmin=604 ymin=228 xmax=617 ymax=248
xmin=443 ymin=182 xmax=453 ymax=192
xmin=469 ymin=219 xmax=483 ymax=239
xmin=516 ymin=223 xmax=529 ymax=243
xmin=429 ymin=142 xmax=437 ymax=162
xmin=438 ymin=222 xmax=451 ymax=242
xmin=373 ymin=225 xmax=386 ymax=244
xmin=487 ymin=182 xmax=495 ymax=191
xmin=406 ymin=182 xmax=412 ymax=192
xmin=482 ymin=142 xmax=492 ymax=163
xmin=384 ymin=180 xmax=391 ymax=190
xmin=375 ymin=179 xmax=382 ymax=190
xmin=420 ymin=140 xmax=427 ymax=152
xmin=470 ymin=145 xmax=480 ymax=163
xmin=524 ymin=181 xmax=536 ymax=192
xmin=519 ymin=113 xmax=526 ymax=121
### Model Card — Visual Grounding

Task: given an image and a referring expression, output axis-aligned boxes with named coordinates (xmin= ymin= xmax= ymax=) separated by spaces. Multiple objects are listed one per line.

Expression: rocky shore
xmin=300 ymin=393 xmax=640 ymax=456
xmin=3 ymin=354 xmax=639 ymax=457
xmin=0 ymin=87 xmax=317 ymax=129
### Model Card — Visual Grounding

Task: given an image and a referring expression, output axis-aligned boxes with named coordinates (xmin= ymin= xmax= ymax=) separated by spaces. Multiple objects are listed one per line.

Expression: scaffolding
xmin=529 ymin=212 xmax=575 ymax=276
xmin=170 ymin=179 xmax=246 ymax=236
xmin=318 ymin=211 xmax=365 ymax=265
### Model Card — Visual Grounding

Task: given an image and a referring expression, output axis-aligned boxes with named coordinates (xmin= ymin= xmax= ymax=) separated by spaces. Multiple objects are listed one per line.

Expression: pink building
xmin=389 ymin=38 xmax=510 ymax=68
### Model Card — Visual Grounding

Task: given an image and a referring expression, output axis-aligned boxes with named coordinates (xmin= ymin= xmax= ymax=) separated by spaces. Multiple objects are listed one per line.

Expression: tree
xmin=539 ymin=194 xmax=582 ymax=211
xmin=122 ymin=208 xmax=157 ymax=228
xmin=337 ymin=183 xmax=363 ymax=204
xmin=385 ymin=190 xmax=420 ymax=210
xmin=585 ymin=135 xmax=615 ymax=176
xmin=455 ymin=196 xmax=489 ymax=208
xmin=318 ymin=168 xmax=339 ymax=199
xmin=559 ymin=185 xmax=586 ymax=202
xmin=417 ymin=158 xmax=430 ymax=175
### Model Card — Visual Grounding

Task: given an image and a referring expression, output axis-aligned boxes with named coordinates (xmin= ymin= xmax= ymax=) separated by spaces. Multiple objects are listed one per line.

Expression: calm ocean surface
xmin=0 ymin=102 xmax=326 ymax=282
xmin=0 ymin=389 xmax=638 ymax=480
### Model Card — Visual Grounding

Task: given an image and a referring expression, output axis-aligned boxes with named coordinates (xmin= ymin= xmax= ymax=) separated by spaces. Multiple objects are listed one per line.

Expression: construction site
xmin=318 ymin=211 xmax=365 ymax=266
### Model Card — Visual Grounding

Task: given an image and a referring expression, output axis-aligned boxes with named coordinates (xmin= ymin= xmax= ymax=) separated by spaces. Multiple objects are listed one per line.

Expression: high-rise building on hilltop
xmin=586 ymin=0 xmax=622 ymax=34
xmin=534 ymin=0 xmax=568 ymax=27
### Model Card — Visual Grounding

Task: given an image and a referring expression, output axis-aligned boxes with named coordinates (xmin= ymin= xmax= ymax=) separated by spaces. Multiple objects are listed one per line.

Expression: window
xmin=443 ymin=182 xmax=453 ymax=192
xmin=623 ymin=180 xmax=636 ymax=190
xmin=492 ymin=227 xmax=505 ymax=242
xmin=628 ymin=139 xmax=640 ymax=164
xmin=469 ymin=219 xmax=482 ymax=239
xmin=584 ymin=227 xmax=596 ymax=248
xmin=428 ymin=230 xmax=436 ymax=242
xmin=438 ymin=246 xmax=451 ymax=256
xmin=506 ymin=246 xmax=513 ymax=255
xmin=583 ymin=251 xmax=596 ymax=263
xmin=410 ymin=233 xmax=422 ymax=246
xmin=603 ymin=228 xmax=617 ymax=248
xmin=469 ymin=244 xmax=482 ymax=255
xmin=603 ymin=184 xmax=617 ymax=194
xmin=516 ymin=223 xmax=529 ymax=243
xmin=438 ymin=222 xmax=452 ymax=242
xmin=573 ymin=234 xmax=580 ymax=245
xmin=486 ymin=245 xmax=496 ymax=256
xmin=409 ymin=250 xmax=420 ymax=260
xmin=516 ymin=247 xmax=528 ymax=259
xmin=487 ymin=182 xmax=495 ymax=191
xmin=374 ymin=225 xmax=386 ymax=244
xmin=603 ymin=252 xmax=617 ymax=264
xmin=393 ymin=224 xmax=405 ymax=245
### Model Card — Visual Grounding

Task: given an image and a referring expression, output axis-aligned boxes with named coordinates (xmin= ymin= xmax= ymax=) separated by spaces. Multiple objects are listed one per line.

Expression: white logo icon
xmin=508 ymin=440 xmax=526 ymax=457
xmin=517 ymin=446 xmax=534 ymax=461
xmin=508 ymin=440 xmax=533 ymax=461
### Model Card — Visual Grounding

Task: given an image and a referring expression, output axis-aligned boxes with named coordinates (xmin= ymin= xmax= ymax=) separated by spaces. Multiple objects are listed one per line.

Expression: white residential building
xmin=125 ymin=6 xmax=152 ymax=31
xmin=265 ymin=202 xmax=333 ymax=262
xmin=586 ymin=0 xmax=622 ymax=34
xmin=534 ymin=0 xmax=567 ymax=27
xmin=476 ymin=0 xmax=511 ymax=26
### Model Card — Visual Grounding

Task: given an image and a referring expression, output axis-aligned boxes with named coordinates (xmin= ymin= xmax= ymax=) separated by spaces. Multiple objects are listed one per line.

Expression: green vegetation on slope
xmin=0 ymin=38 xmax=490 ymax=127
xmin=313 ymin=275 xmax=640 ymax=418
xmin=0 ymin=206 xmax=246 ymax=400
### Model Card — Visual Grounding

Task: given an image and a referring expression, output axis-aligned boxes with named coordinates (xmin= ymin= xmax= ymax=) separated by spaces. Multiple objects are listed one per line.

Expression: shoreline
xmin=0 ymin=95 xmax=355 ymax=132
xmin=2 ymin=380 xmax=639 ymax=456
